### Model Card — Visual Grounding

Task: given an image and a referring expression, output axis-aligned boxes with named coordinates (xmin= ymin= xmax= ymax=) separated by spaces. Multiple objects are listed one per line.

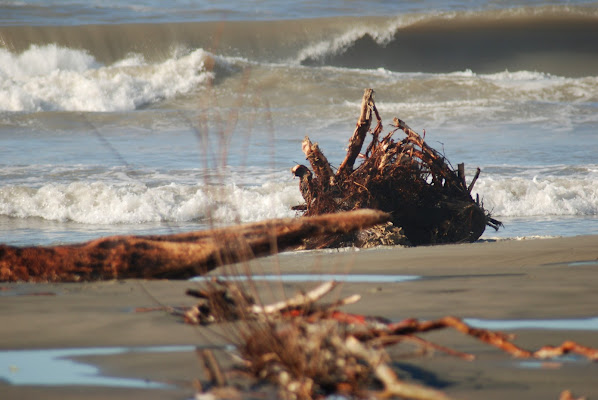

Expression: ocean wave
xmin=3 ymin=5 xmax=597 ymax=76
xmin=0 ymin=181 xmax=302 ymax=224
xmin=476 ymin=174 xmax=598 ymax=218
xmin=0 ymin=44 xmax=219 ymax=112
xmin=332 ymin=68 xmax=598 ymax=128
xmin=1 ymin=167 xmax=596 ymax=224
xmin=295 ymin=5 xmax=598 ymax=63
xmin=296 ymin=7 xmax=598 ymax=77
xmin=293 ymin=13 xmax=430 ymax=65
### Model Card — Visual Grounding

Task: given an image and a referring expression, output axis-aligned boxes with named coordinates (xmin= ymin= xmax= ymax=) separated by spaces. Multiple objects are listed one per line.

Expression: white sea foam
xmin=0 ymin=181 xmax=302 ymax=224
xmin=0 ymin=44 xmax=216 ymax=112
xmin=481 ymin=70 xmax=598 ymax=103
xmin=475 ymin=175 xmax=598 ymax=217
xmin=335 ymin=68 xmax=598 ymax=128
xmin=1 ymin=168 xmax=596 ymax=224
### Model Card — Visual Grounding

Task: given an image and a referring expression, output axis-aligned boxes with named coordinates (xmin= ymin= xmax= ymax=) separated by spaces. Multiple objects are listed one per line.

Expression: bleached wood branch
xmin=250 ymin=281 xmax=338 ymax=314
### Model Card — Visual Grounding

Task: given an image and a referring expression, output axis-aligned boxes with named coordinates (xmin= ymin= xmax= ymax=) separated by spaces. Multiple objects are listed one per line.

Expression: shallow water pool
xmin=191 ymin=274 xmax=421 ymax=283
xmin=465 ymin=317 xmax=598 ymax=331
xmin=0 ymin=345 xmax=198 ymax=387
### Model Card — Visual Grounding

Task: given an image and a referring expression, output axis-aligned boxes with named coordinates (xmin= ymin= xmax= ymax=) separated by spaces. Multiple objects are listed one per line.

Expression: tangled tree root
xmin=292 ymin=89 xmax=501 ymax=247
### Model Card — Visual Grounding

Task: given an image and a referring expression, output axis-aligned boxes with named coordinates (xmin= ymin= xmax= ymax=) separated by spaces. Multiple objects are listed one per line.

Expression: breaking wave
xmin=0 ymin=180 xmax=301 ymax=225
xmin=1 ymin=166 xmax=596 ymax=225
xmin=475 ymin=166 xmax=598 ymax=218
xmin=0 ymin=44 xmax=219 ymax=112
xmin=296 ymin=7 xmax=598 ymax=77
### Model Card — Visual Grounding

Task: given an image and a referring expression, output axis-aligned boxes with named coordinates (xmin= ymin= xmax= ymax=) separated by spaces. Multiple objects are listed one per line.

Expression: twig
xmin=533 ymin=340 xmax=598 ymax=361
xmin=387 ymin=316 xmax=530 ymax=358
xmin=250 ymin=281 xmax=338 ymax=314
xmin=385 ymin=316 xmax=598 ymax=362
xmin=375 ymin=334 xmax=475 ymax=361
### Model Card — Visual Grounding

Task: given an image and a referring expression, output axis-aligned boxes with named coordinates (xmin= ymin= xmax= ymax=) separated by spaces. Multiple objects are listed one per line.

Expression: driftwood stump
xmin=292 ymin=89 xmax=500 ymax=246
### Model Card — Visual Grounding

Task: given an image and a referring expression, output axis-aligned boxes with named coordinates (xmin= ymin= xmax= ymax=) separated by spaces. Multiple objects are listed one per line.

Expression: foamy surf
xmin=0 ymin=45 xmax=217 ymax=112
xmin=1 ymin=164 xmax=596 ymax=225
xmin=0 ymin=180 xmax=302 ymax=225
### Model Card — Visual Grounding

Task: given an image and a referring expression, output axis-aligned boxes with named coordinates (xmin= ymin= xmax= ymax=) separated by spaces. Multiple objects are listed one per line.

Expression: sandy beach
xmin=1 ymin=235 xmax=598 ymax=400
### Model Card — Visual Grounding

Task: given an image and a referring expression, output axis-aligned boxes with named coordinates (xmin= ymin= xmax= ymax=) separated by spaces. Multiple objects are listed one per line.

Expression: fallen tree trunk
xmin=0 ymin=209 xmax=389 ymax=282
xmin=292 ymin=89 xmax=501 ymax=246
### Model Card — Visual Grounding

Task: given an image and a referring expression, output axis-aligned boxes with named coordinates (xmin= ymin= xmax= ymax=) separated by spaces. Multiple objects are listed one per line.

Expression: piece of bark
xmin=0 ymin=209 xmax=389 ymax=282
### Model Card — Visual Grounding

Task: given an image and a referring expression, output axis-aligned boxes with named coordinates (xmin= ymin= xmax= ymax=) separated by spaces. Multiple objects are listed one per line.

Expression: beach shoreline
xmin=1 ymin=235 xmax=597 ymax=399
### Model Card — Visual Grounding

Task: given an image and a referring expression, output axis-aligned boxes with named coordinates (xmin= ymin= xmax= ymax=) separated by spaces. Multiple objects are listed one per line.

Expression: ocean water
xmin=1 ymin=1 xmax=597 ymax=246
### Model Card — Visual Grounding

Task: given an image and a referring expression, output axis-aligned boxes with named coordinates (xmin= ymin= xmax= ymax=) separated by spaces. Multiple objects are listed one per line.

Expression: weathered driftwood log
xmin=0 ymin=209 xmax=389 ymax=282
xmin=293 ymin=89 xmax=501 ymax=246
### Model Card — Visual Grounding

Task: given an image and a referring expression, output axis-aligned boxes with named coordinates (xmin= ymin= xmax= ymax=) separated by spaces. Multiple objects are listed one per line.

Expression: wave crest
xmin=476 ymin=173 xmax=598 ymax=217
xmin=296 ymin=7 xmax=598 ymax=77
xmin=0 ymin=44 xmax=217 ymax=112
xmin=0 ymin=181 xmax=302 ymax=224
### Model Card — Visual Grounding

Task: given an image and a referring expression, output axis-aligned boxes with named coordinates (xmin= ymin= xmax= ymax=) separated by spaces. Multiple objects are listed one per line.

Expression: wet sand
xmin=1 ymin=235 xmax=598 ymax=399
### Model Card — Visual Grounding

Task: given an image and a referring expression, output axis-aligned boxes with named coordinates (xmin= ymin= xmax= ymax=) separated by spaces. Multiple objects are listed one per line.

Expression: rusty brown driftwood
xmin=0 ymin=209 xmax=389 ymax=282
xmin=292 ymin=88 xmax=501 ymax=247
xmin=185 ymin=280 xmax=597 ymax=400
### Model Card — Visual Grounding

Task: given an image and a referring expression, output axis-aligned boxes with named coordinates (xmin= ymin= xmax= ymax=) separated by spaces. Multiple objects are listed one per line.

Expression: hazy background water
xmin=1 ymin=0 xmax=597 ymax=246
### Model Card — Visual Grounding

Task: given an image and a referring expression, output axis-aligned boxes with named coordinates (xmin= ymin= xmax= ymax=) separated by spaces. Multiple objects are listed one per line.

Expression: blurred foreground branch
xmin=186 ymin=280 xmax=597 ymax=400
